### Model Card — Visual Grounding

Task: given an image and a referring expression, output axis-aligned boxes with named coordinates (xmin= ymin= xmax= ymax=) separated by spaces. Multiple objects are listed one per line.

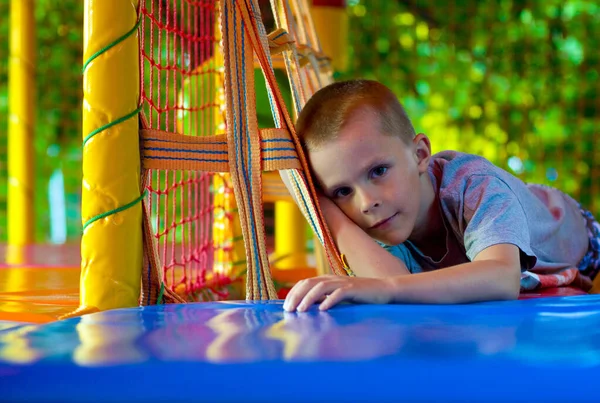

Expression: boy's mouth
xmin=369 ymin=213 xmax=398 ymax=230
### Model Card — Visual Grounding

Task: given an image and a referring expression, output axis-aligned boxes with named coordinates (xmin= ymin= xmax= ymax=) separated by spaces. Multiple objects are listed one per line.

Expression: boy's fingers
xmin=297 ymin=281 xmax=339 ymax=312
xmin=284 ymin=278 xmax=318 ymax=311
xmin=283 ymin=288 xmax=303 ymax=312
xmin=318 ymin=287 xmax=347 ymax=311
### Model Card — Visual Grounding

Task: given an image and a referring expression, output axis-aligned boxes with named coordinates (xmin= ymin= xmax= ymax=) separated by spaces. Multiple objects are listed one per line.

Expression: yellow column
xmin=8 ymin=0 xmax=35 ymax=247
xmin=275 ymin=201 xmax=306 ymax=269
xmin=78 ymin=0 xmax=142 ymax=313
xmin=309 ymin=0 xmax=348 ymax=72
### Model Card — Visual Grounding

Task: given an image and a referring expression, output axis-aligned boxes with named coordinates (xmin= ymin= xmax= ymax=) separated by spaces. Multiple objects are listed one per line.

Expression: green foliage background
xmin=0 ymin=0 xmax=597 ymax=243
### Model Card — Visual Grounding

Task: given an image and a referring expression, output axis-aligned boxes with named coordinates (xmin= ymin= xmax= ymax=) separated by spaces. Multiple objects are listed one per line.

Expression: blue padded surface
xmin=0 ymin=321 xmax=28 ymax=333
xmin=1 ymin=296 xmax=599 ymax=402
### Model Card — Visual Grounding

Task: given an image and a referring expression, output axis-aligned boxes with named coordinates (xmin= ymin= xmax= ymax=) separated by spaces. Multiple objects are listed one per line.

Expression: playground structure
xmin=3 ymin=0 xmax=352 ymax=318
xmin=79 ymin=0 xmax=353 ymax=315
xmin=1 ymin=0 xmax=599 ymax=318
xmin=1 ymin=2 xmax=600 ymax=402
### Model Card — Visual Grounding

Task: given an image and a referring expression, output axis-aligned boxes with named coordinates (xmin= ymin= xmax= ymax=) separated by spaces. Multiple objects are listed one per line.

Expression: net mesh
xmin=140 ymin=0 xmax=241 ymax=302
xmin=342 ymin=0 xmax=599 ymax=216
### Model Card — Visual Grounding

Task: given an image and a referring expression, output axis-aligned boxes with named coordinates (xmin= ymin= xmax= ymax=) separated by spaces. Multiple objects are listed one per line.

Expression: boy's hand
xmin=283 ymin=275 xmax=395 ymax=312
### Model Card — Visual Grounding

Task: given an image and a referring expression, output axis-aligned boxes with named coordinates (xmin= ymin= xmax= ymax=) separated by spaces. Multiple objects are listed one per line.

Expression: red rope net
xmin=140 ymin=0 xmax=239 ymax=302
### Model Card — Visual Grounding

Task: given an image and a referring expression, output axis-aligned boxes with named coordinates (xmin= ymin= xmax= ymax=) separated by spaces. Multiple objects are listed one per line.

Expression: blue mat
xmin=1 ymin=295 xmax=599 ymax=402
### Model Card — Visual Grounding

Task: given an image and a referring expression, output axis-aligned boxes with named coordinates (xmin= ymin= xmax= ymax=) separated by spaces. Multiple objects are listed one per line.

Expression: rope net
xmin=140 ymin=0 xmax=241 ymax=302
xmin=137 ymin=0 xmax=346 ymax=303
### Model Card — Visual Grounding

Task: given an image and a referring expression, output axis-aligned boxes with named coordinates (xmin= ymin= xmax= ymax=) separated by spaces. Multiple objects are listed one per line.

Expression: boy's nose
xmin=362 ymin=201 xmax=380 ymax=214
xmin=360 ymin=192 xmax=381 ymax=214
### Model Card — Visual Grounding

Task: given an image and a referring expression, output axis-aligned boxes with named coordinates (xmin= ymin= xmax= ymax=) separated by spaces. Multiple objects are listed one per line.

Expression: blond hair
xmin=295 ymin=79 xmax=416 ymax=150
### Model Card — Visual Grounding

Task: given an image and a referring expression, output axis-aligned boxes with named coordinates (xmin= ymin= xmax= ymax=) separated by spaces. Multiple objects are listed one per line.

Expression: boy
xmin=283 ymin=80 xmax=599 ymax=312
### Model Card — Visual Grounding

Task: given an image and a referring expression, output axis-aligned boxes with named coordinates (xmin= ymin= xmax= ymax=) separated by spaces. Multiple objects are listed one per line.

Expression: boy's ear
xmin=412 ymin=133 xmax=431 ymax=174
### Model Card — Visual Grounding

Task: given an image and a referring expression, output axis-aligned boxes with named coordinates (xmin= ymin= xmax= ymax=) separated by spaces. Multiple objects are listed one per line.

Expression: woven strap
xmin=267 ymin=27 xmax=330 ymax=69
xmin=221 ymin=0 xmax=278 ymax=300
xmin=141 ymin=127 xmax=301 ymax=172
xmin=267 ymin=28 xmax=295 ymax=53
xmin=242 ymin=0 xmax=346 ymax=276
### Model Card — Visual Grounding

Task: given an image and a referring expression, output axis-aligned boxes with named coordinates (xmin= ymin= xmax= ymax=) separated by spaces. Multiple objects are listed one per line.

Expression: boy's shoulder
xmin=431 ymin=150 xmax=504 ymax=183
xmin=430 ymin=150 xmax=527 ymax=202
xmin=432 ymin=149 xmax=493 ymax=165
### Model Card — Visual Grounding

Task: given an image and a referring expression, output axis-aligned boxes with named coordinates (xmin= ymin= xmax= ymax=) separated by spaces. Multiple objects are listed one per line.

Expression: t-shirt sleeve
xmin=461 ymin=174 xmax=537 ymax=270
xmin=382 ymin=243 xmax=423 ymax=274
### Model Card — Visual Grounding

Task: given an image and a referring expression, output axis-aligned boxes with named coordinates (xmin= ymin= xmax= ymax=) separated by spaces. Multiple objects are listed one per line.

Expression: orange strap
xmin=240 ymin=0 xmax=346 ymax=276
xmin=141 ymin=128 xmax=301 ymax=172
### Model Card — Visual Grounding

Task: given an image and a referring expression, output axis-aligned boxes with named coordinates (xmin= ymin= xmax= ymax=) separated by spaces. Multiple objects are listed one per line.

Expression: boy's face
xmin=308 ymin=111 xmax=430 ymax=246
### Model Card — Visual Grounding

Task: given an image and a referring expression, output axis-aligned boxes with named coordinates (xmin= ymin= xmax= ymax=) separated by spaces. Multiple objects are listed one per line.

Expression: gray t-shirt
xmin=384 ymin=151 xmax=589 ymax=277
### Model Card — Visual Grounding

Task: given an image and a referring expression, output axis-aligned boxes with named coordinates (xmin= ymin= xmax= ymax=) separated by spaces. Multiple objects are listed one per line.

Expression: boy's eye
xmin=371 ymin=166 xmax=388 ymax=178
xmin=333 ymin=187 xmax=352 ymax=198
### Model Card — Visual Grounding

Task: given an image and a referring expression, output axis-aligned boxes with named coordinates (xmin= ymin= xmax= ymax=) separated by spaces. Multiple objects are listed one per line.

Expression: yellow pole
xmin=309 ymin=0 xmax=348 ymax=72
xmin=77 ymin=0 xmax=142 ymax=314
xmin=8 ymin=0 xmax=35 ymax=248
xmin=275 ymin=201 xmax=306 ymax=269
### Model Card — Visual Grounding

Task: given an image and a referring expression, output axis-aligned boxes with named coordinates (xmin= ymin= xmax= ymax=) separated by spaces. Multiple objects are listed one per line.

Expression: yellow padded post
xmin=8 ymin=0 xmax=35 ymax=248
xmin=76 ymin=0 xmax=142 ymax=314
xmin=309 ymin=0 xmax=348 ymax=72
xmin=275 ymin=201 xmax=307 ymax=269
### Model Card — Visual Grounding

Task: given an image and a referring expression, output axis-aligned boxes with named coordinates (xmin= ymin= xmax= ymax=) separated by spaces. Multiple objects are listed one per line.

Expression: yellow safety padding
xmin=78 ymin=0 xmax=142 ymax=313
xmin=309 ymin=5 xmax=348 ymax=72
xmin=275 ymin=201 xmax=307 ymax=269
xmin=8 ymin=0 xmax=35 ymax=248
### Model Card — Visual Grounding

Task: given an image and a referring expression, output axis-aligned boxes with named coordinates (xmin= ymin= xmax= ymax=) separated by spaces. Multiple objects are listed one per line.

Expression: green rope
xmin=81 ymin=16 xmax=144 ymax=235
xmin=82 ymin=17 xmax=142 ymax=73
xmin=82 ymin=105 xmax=143 ymax=147
xmin=82 ymin=190 xmax=147 ymax=232
xmin=157 ymin=282 xmax=165 ymax=305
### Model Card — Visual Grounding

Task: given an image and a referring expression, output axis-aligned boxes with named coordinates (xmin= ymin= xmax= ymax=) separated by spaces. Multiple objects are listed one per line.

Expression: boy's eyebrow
xmin=322 ymin=176 xmax=348 ymax=194
xmin=324 ymin=156 xmax=389 ymax=193
xmin=359 ymin=156 xmax=390 ymax=176
xmin=322 ymin=181 xmax=342 ymax=194
xmin=364 ymin=157 xmax=388 ymax=171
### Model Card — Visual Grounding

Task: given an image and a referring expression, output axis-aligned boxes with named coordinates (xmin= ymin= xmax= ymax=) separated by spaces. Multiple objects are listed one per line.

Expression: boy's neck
xmin=407 ymin=173 xmax=447 ymax=258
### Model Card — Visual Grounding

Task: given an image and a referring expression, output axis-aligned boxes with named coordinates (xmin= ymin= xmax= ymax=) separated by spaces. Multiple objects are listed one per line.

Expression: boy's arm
xmin=279 ymin=171 xmax=410 ymax=277
xmin=284 ymin=243 xmax=521 ymax=311
xmin=319 ymin=196 xmax=411 ymax=278
xmin=387 ymin=243 xmax=521 ymax=303
xmin=278 ymin=177 xmax=521 ymax=311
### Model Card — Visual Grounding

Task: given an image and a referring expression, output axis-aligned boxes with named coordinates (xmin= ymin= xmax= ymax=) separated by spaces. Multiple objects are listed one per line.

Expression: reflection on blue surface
xmin=1 ymin=296 xmax=600 ymax=402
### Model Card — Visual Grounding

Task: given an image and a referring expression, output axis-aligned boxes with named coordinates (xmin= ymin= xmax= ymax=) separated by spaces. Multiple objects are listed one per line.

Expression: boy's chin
xmin=374 ymin=234 xmax=407 ymax=247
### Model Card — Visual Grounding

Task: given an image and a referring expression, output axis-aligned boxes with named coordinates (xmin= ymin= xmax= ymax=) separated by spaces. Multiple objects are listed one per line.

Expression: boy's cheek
xmin=339 ymin=204 xmax=363 ymax=225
